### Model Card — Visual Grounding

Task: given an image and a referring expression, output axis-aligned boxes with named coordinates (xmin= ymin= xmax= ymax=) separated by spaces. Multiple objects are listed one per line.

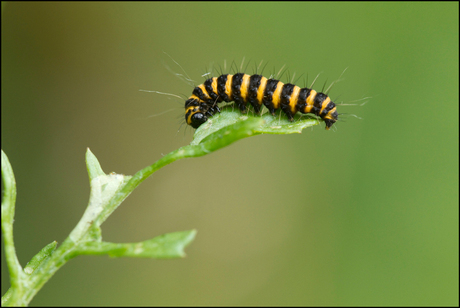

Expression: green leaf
xmin=76 ymin=230 xmax=197 ymax=259
xmin=85 ymin=148 xmax=106 ymax=181
xmin=191 ymin=108 xmax=320 ymax=146
xmin=69 ymin=150 xmax=132 ymax=244
xmin=24 ymin=241 xmax=57 ymax=275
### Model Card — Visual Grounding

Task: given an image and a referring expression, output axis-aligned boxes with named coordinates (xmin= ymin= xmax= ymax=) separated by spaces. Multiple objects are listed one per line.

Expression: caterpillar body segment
xmin=185 ymin=73 xmax=338 ymax=130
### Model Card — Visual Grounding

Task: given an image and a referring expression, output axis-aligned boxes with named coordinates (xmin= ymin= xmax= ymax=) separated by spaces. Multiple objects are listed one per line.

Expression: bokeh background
xmin=2 ymin=2 xmax=458 ymax=306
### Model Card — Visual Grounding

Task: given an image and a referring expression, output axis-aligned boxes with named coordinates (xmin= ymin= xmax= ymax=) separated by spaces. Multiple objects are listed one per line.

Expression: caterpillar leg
xmin=208 ymin=106 xmax=217 ymax=114
xmin=280 ymin=105 xmax=295 ymax=121
xmin=234 ymin=98 xmax=247 ymax=114
xmin=247 ymin=100 xmax=262 ymax=113
xmin=266 ymin=106 xmax=276 ymax=116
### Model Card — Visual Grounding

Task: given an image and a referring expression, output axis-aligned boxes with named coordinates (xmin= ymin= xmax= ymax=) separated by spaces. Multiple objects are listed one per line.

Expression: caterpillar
xmin=184 ymin=73 xmax=338 ymax=130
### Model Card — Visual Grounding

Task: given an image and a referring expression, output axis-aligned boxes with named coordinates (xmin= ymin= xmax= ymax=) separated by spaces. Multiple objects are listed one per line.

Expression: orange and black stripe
xmin=185 ymin=73 xmax=338 ymax=130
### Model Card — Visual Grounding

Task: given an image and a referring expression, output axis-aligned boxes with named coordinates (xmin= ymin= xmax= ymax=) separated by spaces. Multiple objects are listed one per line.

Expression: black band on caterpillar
xmin=185 ymin=73 xmax=338 ymax=130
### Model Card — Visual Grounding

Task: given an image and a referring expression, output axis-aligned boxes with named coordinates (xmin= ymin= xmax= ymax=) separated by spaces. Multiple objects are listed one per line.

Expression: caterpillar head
xmin=185 ymin=98 xmax=208 ymax=128
xmin=189 ymin=112 xmax=207 ymax=129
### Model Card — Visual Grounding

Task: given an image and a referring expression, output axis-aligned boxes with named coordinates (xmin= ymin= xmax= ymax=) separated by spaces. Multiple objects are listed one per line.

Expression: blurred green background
xmin=1 ymin=2 xmax=458 ymax=306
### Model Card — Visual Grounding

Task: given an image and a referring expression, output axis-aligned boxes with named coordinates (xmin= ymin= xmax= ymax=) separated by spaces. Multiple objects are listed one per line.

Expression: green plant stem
xmin=1 ymin=129 xmax=244 ymax=306
xmin=1 ymin=151 xmax=26 ymax=305
xmin=94 ymin=118 xmax=260 ymax=228
xmin=1 ymin=146 xmax=201 ymax=306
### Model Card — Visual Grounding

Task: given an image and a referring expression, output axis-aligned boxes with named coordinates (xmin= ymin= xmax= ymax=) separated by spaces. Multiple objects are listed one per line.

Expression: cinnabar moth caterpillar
xmin=185 ymin=73 xmax=338 ymax=130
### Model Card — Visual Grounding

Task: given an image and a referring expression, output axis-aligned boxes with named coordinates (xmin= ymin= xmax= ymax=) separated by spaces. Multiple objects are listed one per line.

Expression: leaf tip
xmin=172 ymin=229 xmax=197 ymax=258
xmin=85 ymin=148 xmax=105 ymax=180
